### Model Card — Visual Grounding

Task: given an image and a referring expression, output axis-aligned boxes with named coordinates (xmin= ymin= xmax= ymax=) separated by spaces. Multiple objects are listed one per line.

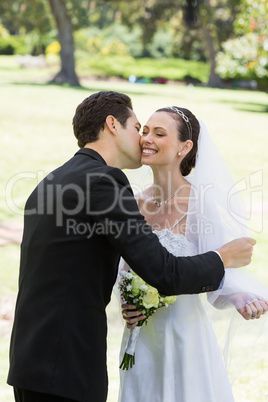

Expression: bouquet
xmin=119 ymin=270 xmax=177 ymax=370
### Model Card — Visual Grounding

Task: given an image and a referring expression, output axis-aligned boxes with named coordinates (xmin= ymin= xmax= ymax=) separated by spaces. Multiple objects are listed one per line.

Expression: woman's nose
xmin=141 ymin=133 xmax=153 ymax=144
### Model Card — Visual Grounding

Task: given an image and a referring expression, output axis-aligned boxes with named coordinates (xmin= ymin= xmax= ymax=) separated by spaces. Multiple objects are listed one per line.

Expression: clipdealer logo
xmin=5 ymin=171 xmax=138 ymax=226
xmin=65 ymin=218 xmax=152 ymax=239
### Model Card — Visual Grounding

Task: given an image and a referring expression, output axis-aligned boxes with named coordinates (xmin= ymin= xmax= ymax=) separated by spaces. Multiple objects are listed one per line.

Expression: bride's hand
xmin=236 ymin=299 xmax=268 ymax=320
xmin=121 ymin=303 xmax=146 ymax=329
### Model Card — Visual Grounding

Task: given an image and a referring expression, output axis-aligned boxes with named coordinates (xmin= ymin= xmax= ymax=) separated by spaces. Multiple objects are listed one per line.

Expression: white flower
xmin=140 ymin=284 xmax=148 ymax=292
xmin=126 ymin=272 xmax=133 ymax=279
xmin=126 ymin=285 xmax=132 ymax=292
xmin=120 ymin=271 xmax=127 ymax=278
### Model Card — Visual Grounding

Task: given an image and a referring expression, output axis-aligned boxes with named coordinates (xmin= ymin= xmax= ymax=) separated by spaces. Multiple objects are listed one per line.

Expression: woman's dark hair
xmin=73 ymin=91 xmax=133 ymax=148
xmin=156 ymin=106 xmax=200 ymax=176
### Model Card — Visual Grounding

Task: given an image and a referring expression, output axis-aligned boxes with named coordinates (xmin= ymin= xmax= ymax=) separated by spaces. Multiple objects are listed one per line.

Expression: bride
xmin=118 ymin=106 xmax=268 ymax=402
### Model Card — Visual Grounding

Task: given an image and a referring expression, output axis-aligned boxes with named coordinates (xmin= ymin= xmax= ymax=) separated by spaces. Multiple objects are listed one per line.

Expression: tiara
xmin=168 ymin=106 xmax=192 ymax=139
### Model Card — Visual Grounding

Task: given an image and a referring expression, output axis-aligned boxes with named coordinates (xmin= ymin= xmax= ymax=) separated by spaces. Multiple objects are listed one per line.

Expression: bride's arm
xmin=207 ymin=268 xmax=268 ymax=320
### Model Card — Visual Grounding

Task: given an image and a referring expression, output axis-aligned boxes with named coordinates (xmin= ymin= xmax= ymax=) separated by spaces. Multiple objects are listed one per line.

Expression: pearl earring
xmin=178 ymin=152 xmax=181 ymax=156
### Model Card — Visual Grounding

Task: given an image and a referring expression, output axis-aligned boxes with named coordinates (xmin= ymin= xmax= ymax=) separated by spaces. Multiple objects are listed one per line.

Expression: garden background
xmin=0 ymin=1 xmax=267 ymax=401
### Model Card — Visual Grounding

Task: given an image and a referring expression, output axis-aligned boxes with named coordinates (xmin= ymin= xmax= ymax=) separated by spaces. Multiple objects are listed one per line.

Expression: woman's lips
xmin=141 ymin=148 xmax=157 ymax=156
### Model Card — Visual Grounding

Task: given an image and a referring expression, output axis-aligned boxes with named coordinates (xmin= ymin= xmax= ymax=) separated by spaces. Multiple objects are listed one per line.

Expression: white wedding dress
xmin=119 ymin=229 xmax=234 ymax=402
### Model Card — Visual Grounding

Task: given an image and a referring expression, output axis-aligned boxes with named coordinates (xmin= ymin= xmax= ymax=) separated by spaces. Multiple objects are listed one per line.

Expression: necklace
xmin=152 ymin=186 xmax=183 ymax=207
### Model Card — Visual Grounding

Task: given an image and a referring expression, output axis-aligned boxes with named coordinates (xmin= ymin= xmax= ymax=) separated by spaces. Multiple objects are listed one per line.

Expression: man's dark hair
xmin=72 ymin=91 xmax=133 ymax=148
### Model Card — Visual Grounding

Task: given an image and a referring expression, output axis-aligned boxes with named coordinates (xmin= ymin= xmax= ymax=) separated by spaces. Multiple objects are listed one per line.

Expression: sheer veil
xmin=185 ymin=120 xmax=268 ymax=309
xmin=184 ymin=119 xmax=268 ymax=378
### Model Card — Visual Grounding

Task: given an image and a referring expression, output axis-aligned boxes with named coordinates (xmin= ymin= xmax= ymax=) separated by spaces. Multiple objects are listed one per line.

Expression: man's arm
xmin=91 ymin=168 xmax=254 ymax=296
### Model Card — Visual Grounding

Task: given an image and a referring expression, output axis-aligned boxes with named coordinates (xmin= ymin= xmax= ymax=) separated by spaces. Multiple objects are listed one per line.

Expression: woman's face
xmin=140 ymin=111 xmax=183 ymax=168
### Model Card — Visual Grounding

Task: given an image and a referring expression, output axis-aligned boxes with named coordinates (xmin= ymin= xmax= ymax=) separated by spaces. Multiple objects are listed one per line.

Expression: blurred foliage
xmin=216 ymin=0 xmax=268 ymax=88
xmin=0 ymin=35 xmax=27 ymax=55
xmin=74 ymin=25 xmax=137 ymax=57
xmin=197 ymin=0 xmax=241 ymax=43
xmin=45 ymin=41 xmax=61 ymax=55
xmin=1 ymin=0 xmax=266 ymax=88
xmin=76 ymin=54 xmax=209 ymax=82
xmin=0 ymin=24 xmax=26 ymax=55
xmin=0 ymin=0 xmax=56 ymax=55
xmin=0 ymin=0 xmax=240 ymax=60
xmin=115 ymin=0 xmax=181 ymax=51
xmin=0 ymin=0 xmax=52 ymax=34
xmin=0 ymin=27 xmax=57 ymax=56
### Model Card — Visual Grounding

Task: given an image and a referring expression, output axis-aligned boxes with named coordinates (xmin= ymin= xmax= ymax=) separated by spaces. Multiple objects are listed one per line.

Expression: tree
xmin=0 ymin=0 xmax=53 ymax=54
xmin=112 ymin=0 xmax=241 ymax=87
xmin=0 ymin=0 xmax=87 ymax=85
xmin=0 ymin=0 xmax=52 ymax=35
xmin=0 ymin=0 xmax=244 ymax=87
xmin=188 ymin=0 xmax=241 ymax=87
xmin=48 ymin=0 xmax=79 ymax=86
xmin=110 ymin=0 xmax=181 ymax=57
xmin=216 ymin=0 xmax=268 ymax=89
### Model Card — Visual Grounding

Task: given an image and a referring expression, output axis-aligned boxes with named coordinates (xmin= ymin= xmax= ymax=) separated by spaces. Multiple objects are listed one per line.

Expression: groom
xmin=8 ymin=91 xmax=255 ymax=402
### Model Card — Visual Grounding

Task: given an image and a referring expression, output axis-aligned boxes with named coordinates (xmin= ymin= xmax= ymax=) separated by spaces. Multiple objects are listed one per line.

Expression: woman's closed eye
xmin=141 ymin=131 xmax=164 ymax=137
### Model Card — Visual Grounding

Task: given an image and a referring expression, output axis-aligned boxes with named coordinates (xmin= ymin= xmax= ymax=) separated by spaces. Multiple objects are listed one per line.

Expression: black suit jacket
xmin=8 ymin=149 xmax=224 ymax=402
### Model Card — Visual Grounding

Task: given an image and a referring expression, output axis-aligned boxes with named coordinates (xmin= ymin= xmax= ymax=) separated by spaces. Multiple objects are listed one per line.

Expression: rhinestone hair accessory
xmin=168 ymin=106 xmax=192 ymax=140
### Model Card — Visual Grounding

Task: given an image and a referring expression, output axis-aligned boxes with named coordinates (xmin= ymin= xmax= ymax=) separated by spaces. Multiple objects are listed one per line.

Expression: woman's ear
xmin=105 ymin=115 xmax=118 ymax=136
xmin=180 ymin=140 xmax=193 ymax=156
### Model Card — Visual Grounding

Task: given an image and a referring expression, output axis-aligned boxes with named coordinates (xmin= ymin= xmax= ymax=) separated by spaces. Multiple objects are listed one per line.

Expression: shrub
xmin=46 ymin=41 xmax=61 ymax=55
xmin=74 ymin=24 xmax=142 ymax=57
xmin=0 ymin=35 xmax=28 ymax=55
xmin=146 ymin=30 xmax=173 ymax=58
xmin=76 ymin=55 xmax=209 ymax=83
xmin=99 ymin=38 xmax=130 ymax=56
xmin=216 ymin=33 xmax=268 ymax=88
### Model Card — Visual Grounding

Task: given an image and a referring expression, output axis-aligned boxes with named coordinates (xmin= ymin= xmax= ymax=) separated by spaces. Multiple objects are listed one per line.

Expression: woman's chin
xmin=141 ymin=156 xmax=155 ymax=166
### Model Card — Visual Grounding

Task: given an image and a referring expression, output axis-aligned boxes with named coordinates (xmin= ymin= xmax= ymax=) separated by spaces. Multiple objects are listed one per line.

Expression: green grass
xmin=0 ymin=55 xmax=268 ymax=401
xmin=0 ymin=246 xmax=20 ymax=295
xmin=0 ymin=338 xmax=13 ymax=402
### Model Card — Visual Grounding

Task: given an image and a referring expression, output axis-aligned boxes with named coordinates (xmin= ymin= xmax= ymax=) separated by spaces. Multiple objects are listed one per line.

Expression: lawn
xmin=0 ymin=55 xmax=268 ymax=401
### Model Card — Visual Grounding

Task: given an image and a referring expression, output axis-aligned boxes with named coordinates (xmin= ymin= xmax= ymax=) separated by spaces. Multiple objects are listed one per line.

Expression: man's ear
xmin=105 ymin=115 xmax=118 ymax=136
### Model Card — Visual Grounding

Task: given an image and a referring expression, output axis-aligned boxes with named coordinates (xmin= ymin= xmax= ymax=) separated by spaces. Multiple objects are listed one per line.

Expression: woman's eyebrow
xmin=154 ymin=126 xmax=167 ymax=132
xmin=143 ymin=125 xmax=167 ymax=132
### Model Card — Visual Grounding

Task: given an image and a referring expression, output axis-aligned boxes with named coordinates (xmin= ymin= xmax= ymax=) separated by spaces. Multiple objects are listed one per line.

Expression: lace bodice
xmin=153 ymin=229 xmax=197 ymax=257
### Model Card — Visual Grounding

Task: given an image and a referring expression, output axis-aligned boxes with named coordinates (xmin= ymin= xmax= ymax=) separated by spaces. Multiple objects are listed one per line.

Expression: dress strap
xmin=170 ymin=211 xmax=188 ymax=231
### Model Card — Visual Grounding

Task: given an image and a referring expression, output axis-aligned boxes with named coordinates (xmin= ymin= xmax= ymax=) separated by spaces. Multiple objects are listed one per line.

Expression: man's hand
xmin=216 ymin=237 xmax=256 ymax=268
